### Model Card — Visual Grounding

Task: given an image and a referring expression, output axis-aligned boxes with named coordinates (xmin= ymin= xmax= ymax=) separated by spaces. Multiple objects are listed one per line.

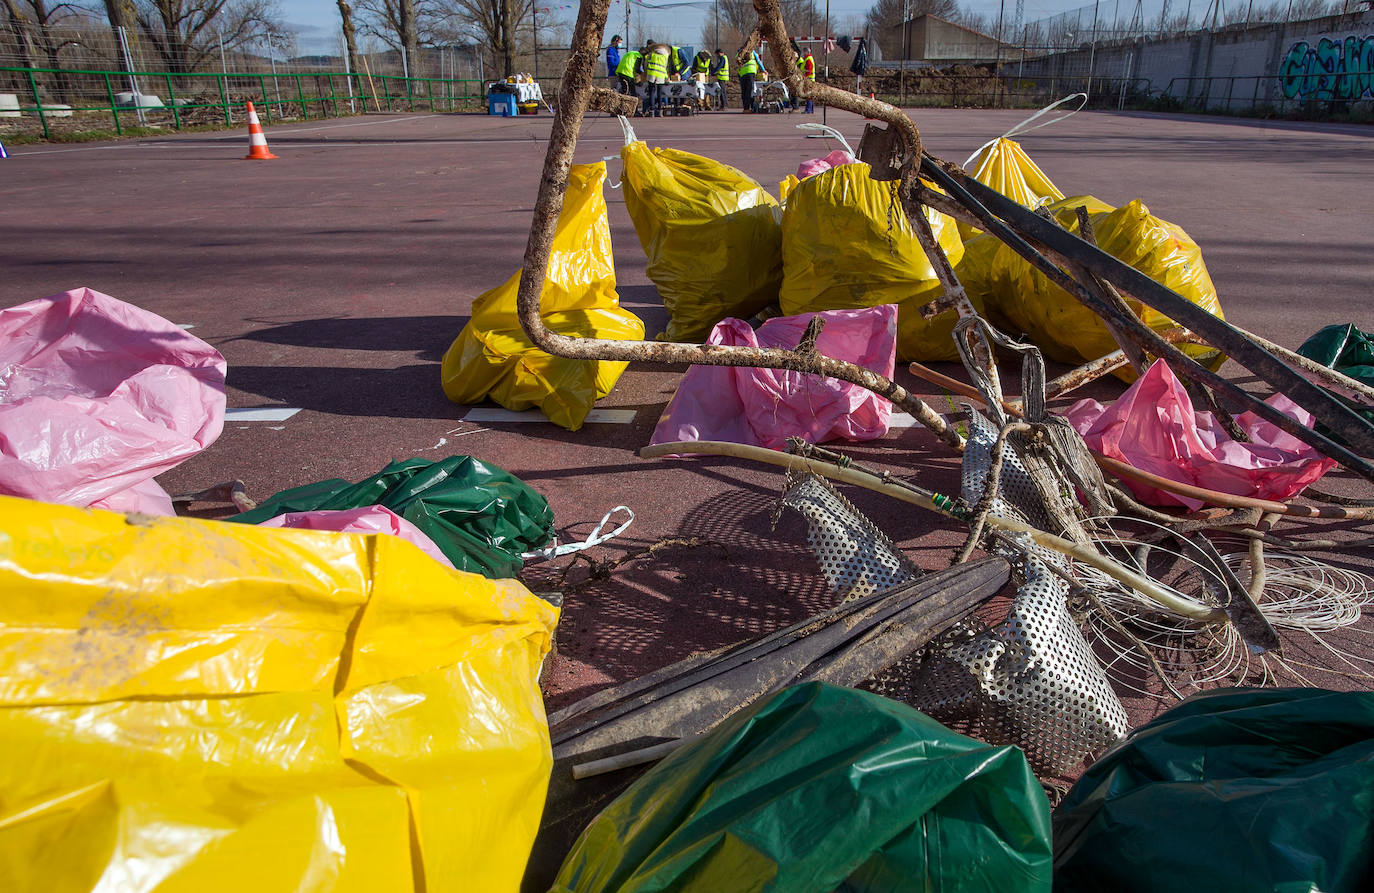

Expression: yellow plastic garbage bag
xmin=0 ymin=495 xmax=558 ymax=893
xmin=959 ymin=136 xmax=1065 ymax=240
xmin=958 ymin=194 xmax=1225 ymax=379
xmin=779 ymin=162 xmax=972 ymax=362
xmin=441 ymin=162 xmax=644 ymax=430
xmin=621 ymin=141 xmax=783 ymax=342
xmin=778 ymin=174 xmax=799 ymax=202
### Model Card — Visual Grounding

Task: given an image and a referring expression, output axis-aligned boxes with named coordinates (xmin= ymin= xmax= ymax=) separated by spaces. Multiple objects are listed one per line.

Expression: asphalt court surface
xmin=3 ymin=106 xmax=1372 ymax=713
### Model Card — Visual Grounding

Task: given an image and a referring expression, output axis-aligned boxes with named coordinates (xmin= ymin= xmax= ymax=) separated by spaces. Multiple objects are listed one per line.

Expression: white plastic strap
xmin=963 ymin=93 xmax=1087 ymax=169
xmin=795 ymin=122 xmax=855 ymax=155
xmin=522 ymin=505 xmax=635 ymax=561
xmin=603 ymin=153 xmax=624 ymax=189
xmin=604 ymin=115 xmax=639 ymax=189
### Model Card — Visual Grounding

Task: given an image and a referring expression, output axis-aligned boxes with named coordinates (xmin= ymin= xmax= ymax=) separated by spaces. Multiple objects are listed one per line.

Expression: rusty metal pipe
xmin=917 ymin=157 xmax=1374 ymax=482
xmin=510 ymin=0 xmax=964 ymax=451
xmin=941 ymin=163 xmax=1374 ymax=460
xmin=1044 ymin=329 xmax=1207 ymax=399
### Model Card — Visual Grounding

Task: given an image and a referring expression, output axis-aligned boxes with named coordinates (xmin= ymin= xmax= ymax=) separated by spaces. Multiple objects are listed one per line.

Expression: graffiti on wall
xmin=1279 ymin=34 xmax=1374 ymax=100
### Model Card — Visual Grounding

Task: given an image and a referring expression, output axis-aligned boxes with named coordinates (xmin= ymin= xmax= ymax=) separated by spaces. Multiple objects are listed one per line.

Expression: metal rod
xmin=921 ymin=159 xmax=1374 ymax=475
xmin=509 ymin=0 xmax=963 ymax=452
xmin=642 ymin=440 xmax=1225 ymax=622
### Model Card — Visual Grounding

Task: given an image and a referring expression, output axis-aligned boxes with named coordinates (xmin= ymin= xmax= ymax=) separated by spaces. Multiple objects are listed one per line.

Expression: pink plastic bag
xmin=89 ymin=476 xmax=178 ymax=516
xmin=1066 ymin=358 xmax=1336 ymax=510
xmin=257 ymin=506 xmax=456 ymax=569
xmin=650 ymin=305 xmax=897 ymax=451
xmin=796 ymin=149 xmax=857 ymax=180
xmin=0 ymin=287 xmax=226 ymax=513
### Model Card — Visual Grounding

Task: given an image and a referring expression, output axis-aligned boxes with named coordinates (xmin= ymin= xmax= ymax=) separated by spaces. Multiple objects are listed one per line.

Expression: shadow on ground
xmin=241 ymin=314 xmax=465 ymax=361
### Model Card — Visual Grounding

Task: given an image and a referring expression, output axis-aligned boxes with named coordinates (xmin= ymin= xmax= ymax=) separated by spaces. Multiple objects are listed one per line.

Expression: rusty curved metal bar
xmin=515 ymin=0 xmax=1374 ymax=484
xmin=930 ymin=163 xmax=1374 ymax=465
xmin=915 ymin=158 xmax=1374 ymax=482
xmin=511 ymin=0 xmax=964 ymax=451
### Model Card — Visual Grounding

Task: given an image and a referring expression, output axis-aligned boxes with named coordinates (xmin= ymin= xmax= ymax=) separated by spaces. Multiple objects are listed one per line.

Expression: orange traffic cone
xmin=243 ymin=102 xmax=277 ymax=160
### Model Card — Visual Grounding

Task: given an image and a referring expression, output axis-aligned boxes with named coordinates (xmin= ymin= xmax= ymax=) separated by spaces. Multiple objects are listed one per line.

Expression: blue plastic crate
xmin=487 ymin=93 xmax=518 ymax=116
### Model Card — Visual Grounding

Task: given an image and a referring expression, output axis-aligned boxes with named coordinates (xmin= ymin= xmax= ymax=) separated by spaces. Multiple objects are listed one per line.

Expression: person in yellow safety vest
xmin=736 ymin=46 xmax=761 ymax=112
xmin=642 ymin=42 xmax=671 ymax=117
xmin=802 ymin=47 xmax=816 ymax=114
xmin=615 ymin=47 xmax=642 ymax=97
xmin=690 ymin=51 xmax=712 ymax=109
xmin=666 ymin=46 xmax=688 ymax=112
xmin=710 ymin=48 xmax=730 ymax=110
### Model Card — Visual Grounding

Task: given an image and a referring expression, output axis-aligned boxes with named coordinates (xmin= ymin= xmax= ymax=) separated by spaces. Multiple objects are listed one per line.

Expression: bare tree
xmin=1 ymin=3 xmax=38 ymax=71
xmin=699 ymin=9 xmax=741 ymax=53
xmin=100 ymin=0 xmax=134 ymax=55
xmin=1 ymin=0 xmax=82 ymax=96
xmin=949 ymin=9 xmax=993 ymax=35
xmin=132 ymin=0 xmax=280 ymax=74
xmin=715 ymin=0 xmax=820 ymax=45
xmin=337 ymin=0 xmax=359 ymax=77
xmin=434 ymin=0 xmax=529 ymax=77
xmin=356 ymin=0 xmax=430 ymax=74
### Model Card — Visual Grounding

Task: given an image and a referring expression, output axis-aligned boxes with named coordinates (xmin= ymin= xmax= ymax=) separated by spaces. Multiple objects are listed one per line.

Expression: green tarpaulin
xmin=1297 ymin=324 xmax=1374 ymax=387
xmin=552 ymin=682 xmax=1052 ymax=893
xmin=229 ymin=456 xmax=553 ymax=579
xmin=1296 ymin=324 xmax=1374 ymax=434
xmin=1054 ymin=687 xmax=1374 ymax=893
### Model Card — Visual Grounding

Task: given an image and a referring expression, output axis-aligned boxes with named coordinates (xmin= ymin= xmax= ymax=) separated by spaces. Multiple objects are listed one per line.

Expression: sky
xmin=281 ymin=0 xmax=1173 ymax=55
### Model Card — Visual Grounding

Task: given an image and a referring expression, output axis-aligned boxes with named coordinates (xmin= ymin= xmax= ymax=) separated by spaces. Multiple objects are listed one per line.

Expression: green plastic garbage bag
xmin=1293 ymin=324 xmax=1374 ymax=441
xmin=1054 ymin=687 xmax=1374 ymax=893
xmin=229 ymin=456 xmax=553 ymax=579
xmin=1297 ymin=324 xmax=1374 ymax=384
xmin=552 ymin=682 xmax=1052 ymax=893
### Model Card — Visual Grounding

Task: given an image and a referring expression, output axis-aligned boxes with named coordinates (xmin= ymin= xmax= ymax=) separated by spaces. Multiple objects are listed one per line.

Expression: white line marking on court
xmin=11 ymin=114 xmax=442 ymax=155
xmin=463 ymin=407 xmax=636 ymax=424
xmin=13 ymin=141 xmax=158 ymax=156
xmin=13 ymin=125 xmax=842 ymax=156
xmin=178 ymin=323 xmax=195 ymax=329
xmin=415 ymin=436 xmax=449 ymax=451
xmin=225 ymin=407 xmax=301 ymax=422
xmin=207 ymin=113 xmax=441 ymax=139
xmin=889 ymin=412 xmax=917 ymax=428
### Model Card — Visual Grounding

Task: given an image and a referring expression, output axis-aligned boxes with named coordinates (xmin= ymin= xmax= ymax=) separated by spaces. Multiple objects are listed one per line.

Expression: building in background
xmin=885 ymin=14 xmax=1022 ymax=66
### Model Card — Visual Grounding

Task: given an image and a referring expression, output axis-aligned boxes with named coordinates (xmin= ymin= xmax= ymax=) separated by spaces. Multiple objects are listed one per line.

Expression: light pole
xmin=900 ymin=0 xmax=909 ymax=106
xmin=532 ymin=5 xmax=539 ymax=78
xmin=267 ymin=32 xmax=288 ymax=117
xmin=821 ymin=0 xmax=829 ymax=125
xmin=995 ymin=0 xmax=1005 ymax=106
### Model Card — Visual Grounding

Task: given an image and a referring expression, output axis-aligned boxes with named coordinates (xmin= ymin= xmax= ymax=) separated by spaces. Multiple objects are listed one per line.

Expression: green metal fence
xmin=1161 ymin=72 xmax=1374 ymax=115
xmin=0 ymin=66 xmax=495 ymax=139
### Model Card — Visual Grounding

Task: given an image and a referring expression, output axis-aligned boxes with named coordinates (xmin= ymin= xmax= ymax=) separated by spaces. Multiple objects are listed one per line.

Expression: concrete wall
xmin=886 ymin=15 xmax=1005 ymax=64
xmin=1017 ymin=10 xmax=1373 ymax=110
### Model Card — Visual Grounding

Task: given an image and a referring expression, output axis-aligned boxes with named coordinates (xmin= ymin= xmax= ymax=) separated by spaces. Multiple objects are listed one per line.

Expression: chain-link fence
xmin=0 ymin=15 xmax=584 ymax=138
xmin=0 ymin=63 xmax=504 ymax=139
xmin=0 ymin=19 xmax=494 ymax=78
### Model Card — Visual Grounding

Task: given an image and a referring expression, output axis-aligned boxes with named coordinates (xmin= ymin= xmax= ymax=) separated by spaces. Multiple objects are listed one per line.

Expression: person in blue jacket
xmin=606 ymin=35 xmax=622 ymax=79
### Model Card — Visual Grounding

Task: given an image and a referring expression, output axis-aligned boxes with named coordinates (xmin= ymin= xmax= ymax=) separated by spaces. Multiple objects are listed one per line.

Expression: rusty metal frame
xmin=513 ymin=0 xmax=1374 ymax=482
xmin=511 ymin=0 xmax=963 ymax=451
